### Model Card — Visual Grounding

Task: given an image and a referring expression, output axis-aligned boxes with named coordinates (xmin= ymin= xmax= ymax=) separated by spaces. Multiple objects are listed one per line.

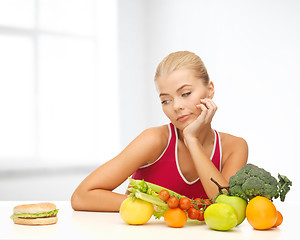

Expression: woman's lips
xmin=177 ymin=114 xmax=191 ymax=122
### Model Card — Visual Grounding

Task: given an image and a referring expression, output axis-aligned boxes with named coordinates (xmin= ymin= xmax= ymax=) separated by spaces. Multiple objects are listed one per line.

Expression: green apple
xmin=215 ymin=194 xmax=247 ymax=225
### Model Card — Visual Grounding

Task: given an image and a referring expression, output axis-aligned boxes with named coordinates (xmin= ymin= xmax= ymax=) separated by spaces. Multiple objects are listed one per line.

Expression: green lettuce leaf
xmin=10 ymin=209 xmax=59 ymax=219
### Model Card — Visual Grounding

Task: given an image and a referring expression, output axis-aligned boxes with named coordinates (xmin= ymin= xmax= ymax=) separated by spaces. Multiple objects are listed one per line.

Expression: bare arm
xmin=71 ymin=127 xmax=167 ymax=212
xmin=185 ymin=136 xmax=248 ymax=199
xmin=183 ymin=98 xmax=248 ymax=199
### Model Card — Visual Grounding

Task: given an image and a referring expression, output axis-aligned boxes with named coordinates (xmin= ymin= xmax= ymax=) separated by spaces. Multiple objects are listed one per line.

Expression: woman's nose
xmin=173 ymin=98 xmax=184 ymax=111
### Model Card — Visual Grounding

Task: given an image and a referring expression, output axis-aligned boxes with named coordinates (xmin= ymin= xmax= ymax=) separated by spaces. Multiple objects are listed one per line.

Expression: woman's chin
xmin=173 ymin=120 xmax=193 ymax=131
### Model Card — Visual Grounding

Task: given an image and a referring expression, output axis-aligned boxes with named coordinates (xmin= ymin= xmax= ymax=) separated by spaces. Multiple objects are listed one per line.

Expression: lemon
xmin=204 ymin=203 xmax=238 ymax=231
xmin=120 ymin=197 xmax=153 ymax=225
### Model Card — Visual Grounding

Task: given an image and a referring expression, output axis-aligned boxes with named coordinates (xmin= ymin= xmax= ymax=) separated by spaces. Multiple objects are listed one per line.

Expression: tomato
xmin=192 ymin=198 xmax=201 ymax=208
xmin=193 ymin=198 xmax=212 ymax=209
xmin=159 ymin=190 xmax=170 ymax=202
xmin=200 ymin=199 xmax=212 ymax=208
xmin=120 ymin=198 xmax=153 ymax=225
xmin=197 ymin=209 xmax=204 ymax=221
xmin=187 ymin=207 xmax=200 ymax=219
xmin=167 ymin=196 xmax=179 ymax=209
xmin=179 ymin=197 xmax=192 ymax=210
xmin=192 ymin=198 xmax=212 ymax=209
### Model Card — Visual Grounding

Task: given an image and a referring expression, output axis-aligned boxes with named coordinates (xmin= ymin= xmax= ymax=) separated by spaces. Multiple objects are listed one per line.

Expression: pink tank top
xmin=132 ymin=123 xmax=222 ymax=199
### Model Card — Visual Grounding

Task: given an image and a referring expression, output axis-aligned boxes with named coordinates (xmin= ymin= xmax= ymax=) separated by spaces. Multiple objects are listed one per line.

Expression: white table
xmin=0 ymin=201 xmax=298 ymax=239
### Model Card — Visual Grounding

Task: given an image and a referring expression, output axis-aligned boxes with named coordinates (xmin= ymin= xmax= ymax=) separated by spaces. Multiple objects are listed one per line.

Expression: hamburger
xmin=10 ymin=202 xmax=58 ymax=225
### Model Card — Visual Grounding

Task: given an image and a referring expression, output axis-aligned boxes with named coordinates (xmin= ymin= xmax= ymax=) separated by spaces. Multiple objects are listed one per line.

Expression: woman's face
xmin=155 ymin=68 xmax=214 ymax=130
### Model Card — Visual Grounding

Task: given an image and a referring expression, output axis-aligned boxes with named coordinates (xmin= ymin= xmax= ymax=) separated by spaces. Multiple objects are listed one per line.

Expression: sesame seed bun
xmin=13 ymin=202 xmax=56 ymax=214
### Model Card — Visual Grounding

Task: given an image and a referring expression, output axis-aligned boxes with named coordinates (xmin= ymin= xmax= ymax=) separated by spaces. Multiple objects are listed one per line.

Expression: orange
xmin=273 ymin=210 xmax=283 ymax=227
xmin=246 ymin=196 xmax=277 ymax=230
xmin=164 ymin=208 xmax=187 ymax=228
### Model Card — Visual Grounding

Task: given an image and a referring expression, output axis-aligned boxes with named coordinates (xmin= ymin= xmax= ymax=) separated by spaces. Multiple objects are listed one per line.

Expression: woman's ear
xmin=207 ymin=81 xmax=215 ymax=99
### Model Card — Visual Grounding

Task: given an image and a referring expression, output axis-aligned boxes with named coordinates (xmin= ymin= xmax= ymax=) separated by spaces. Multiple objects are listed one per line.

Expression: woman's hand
xmin=183 ymin=98 xmax=218 ymax=143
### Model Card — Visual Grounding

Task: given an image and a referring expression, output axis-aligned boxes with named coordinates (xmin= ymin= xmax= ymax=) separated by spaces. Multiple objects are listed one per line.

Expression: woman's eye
xmin=161 ymin=99 xmax=169 ymax=104
xmin=182 ymin=92 xmax=191 ymax=97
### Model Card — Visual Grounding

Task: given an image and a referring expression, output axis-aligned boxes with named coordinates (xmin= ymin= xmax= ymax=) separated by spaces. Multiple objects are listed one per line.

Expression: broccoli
xmin=228 ymin=163 xmax=292 ymax=202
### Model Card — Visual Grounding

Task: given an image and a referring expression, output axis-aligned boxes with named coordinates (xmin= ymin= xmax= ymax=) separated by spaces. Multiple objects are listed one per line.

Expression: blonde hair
xmin=154 ymin=51 xmax=210 ymax=84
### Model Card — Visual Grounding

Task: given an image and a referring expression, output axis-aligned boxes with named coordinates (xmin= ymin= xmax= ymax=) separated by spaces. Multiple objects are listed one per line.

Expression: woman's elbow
xmin=71 ymin=190 xmax=84 ymax=211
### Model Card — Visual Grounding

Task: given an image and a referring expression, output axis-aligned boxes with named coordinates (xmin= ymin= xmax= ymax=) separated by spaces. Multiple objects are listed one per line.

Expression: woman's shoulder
xmin=218 ymin=132 xmax=248 ymax=156
xmin=219 ymin=132 xmax=247 ymax=145
xmin=140 ymin=124 xmax=170 ymax=146
xmin=218 ymin=131 xmax=248 ymax=171
xmin=138 ymin=124 xmax=170 ymax=163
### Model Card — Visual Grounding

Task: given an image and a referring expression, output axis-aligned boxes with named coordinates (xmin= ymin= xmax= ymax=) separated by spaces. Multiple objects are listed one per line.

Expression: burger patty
xmin=18 ymin=214 xmax=57 ymax=219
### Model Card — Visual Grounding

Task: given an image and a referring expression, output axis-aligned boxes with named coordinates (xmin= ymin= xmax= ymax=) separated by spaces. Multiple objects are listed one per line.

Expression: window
xmin=0 ymin=0 xmax=120 ymax=170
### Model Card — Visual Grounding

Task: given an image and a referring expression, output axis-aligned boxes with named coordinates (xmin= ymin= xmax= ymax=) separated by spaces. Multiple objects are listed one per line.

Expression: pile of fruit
xmin=120 ymin=163 xmax=291 ymax=231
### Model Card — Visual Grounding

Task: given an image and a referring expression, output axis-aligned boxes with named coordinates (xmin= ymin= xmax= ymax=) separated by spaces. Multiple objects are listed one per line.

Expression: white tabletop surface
xmin=0 ymin=200 xmax=298 ymax=240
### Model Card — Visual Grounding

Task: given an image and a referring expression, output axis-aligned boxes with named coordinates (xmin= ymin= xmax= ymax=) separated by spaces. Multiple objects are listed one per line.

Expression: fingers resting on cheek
xmin=196 ymin=98 xmax=217 ymax=111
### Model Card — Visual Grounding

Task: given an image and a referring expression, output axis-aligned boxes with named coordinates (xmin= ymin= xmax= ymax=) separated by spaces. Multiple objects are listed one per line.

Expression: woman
xmin=71 ymin=51 xmax=248 ymax=212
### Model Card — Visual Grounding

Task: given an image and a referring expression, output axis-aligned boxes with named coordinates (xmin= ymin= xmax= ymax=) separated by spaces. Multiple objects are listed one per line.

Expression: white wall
xmin=118 ymin=0 xmax=300 ymax=200
xmin=0 ymin=0 xmax=121 ymax=200
xmin=1 ymin=0 xmax=299 ymax=201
